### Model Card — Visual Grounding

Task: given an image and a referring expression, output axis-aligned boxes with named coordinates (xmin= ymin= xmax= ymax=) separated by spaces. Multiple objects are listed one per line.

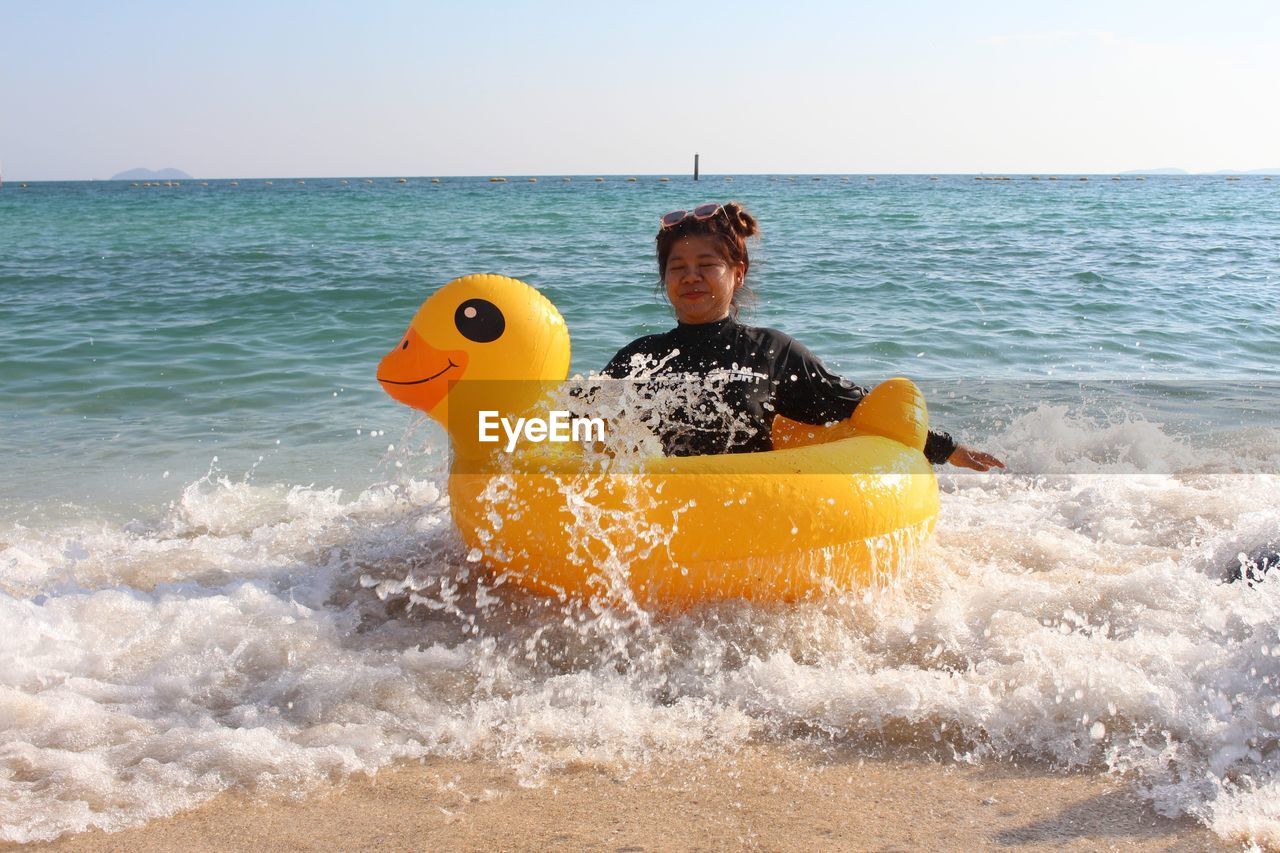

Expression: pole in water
xmin=694 ymin=153 xmax=699 ymax=181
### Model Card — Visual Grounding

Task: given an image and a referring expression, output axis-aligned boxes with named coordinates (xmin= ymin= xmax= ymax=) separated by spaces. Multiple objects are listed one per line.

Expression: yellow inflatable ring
xmin=377 ymin=274 xmax=939 ymax=605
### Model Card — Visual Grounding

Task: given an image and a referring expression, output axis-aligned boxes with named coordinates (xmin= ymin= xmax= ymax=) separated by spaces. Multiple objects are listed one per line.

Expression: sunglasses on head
xmin=659 ymin=202 xmax=723 ymax=229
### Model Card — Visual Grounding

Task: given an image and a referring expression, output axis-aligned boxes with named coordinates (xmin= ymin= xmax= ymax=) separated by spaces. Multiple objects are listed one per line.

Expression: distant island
xmin=111 ymin=167 xmax=193 ymax=181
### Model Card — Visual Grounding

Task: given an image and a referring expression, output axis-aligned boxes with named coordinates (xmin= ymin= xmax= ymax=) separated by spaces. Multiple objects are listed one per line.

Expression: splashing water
xmin=2 ymin=404 xmax=1279 ymax=845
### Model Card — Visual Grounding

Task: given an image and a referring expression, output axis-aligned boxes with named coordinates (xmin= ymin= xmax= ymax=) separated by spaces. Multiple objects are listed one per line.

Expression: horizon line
xmin=8 ymin=170 xmax=1280 ymax=184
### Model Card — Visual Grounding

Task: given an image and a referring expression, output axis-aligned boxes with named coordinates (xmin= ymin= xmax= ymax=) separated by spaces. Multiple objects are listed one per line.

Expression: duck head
xmin=377 ymin=274 xmax=571 ymax=459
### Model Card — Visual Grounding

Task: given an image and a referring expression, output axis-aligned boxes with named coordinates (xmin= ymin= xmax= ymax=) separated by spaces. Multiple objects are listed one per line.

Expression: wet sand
xmin=13 ymin=745 xmax=1234 ymax=852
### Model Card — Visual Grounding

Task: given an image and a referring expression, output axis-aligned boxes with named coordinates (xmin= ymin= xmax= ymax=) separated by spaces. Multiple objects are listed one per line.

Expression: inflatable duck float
xmin=378 ymin=274 xmax=939 ymax=605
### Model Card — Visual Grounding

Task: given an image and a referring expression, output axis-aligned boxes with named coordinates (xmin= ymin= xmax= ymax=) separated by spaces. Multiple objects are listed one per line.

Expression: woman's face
xmin=663 ymin=236 xmax=744 ymax=324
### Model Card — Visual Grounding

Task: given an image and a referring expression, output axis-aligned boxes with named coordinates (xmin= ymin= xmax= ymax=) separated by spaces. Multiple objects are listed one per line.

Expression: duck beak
xmin=376 ymin=327 xmax=469 ymax=414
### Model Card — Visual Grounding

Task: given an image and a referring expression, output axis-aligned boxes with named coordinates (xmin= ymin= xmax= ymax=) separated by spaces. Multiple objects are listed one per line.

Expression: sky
xmin=2 ymin=0 xmax=1278 ymax=180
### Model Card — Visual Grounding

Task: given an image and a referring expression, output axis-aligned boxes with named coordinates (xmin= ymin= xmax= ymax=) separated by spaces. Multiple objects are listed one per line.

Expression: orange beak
xmin=376 ymin=327 xmax=469 ymax=414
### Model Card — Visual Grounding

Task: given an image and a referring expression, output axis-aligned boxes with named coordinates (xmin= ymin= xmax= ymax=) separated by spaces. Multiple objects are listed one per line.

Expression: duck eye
xmin=401 ymin=340 xmax=409 ymax=350
xmin=454 ymin=299 xmax=505 ymax=343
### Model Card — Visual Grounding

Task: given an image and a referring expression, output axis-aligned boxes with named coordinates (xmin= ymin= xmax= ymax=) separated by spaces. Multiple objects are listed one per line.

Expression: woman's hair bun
xmin=723 ymin=201 xmax=759 ymax=238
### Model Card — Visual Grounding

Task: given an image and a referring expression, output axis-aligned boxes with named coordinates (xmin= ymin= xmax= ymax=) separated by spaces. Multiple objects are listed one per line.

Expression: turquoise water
xmin=3 ymin=176 xmax=1279 ymax=845
xmin=2 ymin=175 xmax=1277 ymax=513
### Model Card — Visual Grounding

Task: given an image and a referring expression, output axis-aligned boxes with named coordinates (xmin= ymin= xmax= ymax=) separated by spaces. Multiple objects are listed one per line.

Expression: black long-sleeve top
xmin=602 ymin=316 xmax=956 ymax=464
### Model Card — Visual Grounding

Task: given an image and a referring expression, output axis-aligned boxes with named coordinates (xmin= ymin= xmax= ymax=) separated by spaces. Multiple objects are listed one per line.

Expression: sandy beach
xmin=15 ymin=745 xmax=1231 ymax=851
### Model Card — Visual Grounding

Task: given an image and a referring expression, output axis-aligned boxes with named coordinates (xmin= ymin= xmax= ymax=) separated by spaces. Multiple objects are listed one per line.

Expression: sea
xmin=1 ymin=174 xmax=1277 ymax=844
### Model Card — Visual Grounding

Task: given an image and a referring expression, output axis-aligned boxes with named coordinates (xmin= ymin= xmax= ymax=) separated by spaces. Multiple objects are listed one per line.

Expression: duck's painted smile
xmin=377 ymin=359 xmax=460 ymax=386
xmin=377 ymin=327 xmax=469 ymax=414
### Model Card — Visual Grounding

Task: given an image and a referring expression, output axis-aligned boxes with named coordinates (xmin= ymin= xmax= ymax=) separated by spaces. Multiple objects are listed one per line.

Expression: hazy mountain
xmin=111 ymin=167 xmax=193 ymax=181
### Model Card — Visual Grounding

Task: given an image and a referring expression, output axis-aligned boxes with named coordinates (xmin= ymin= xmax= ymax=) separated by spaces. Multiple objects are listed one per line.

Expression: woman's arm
xmin=947 ymin=445 xmax=1005 ymax=471
xmin=769 ymin=332 xmax=1001 ymax=469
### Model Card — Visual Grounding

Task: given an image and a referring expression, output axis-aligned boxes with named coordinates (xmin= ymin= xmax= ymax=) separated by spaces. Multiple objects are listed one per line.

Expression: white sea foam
xmin=1 ymin=406 xmax=1278 ymax=845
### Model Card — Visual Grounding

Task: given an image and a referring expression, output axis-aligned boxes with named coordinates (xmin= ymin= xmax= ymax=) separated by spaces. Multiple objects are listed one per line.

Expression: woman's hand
xmin=948 ymin=445 xmax=1005 ymax=471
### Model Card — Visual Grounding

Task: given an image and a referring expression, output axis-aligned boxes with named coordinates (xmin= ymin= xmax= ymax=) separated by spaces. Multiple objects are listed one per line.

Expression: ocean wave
xmin=1 ymin=408 xmax=1278 ymax=844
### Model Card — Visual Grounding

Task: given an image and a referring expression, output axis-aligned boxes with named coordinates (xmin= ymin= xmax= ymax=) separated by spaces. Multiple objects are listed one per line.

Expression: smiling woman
xmin=659 ymin=202 xmax=756 ymax=324
xmin=663 ymin=234 xmax=742 ymax=324
xmin=602 ymin=201 xmax=1003 ymax=469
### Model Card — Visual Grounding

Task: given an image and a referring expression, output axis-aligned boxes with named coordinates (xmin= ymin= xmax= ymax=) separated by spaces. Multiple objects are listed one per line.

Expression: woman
xmin=601 ymin=201 xmax=1003 ymax=471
